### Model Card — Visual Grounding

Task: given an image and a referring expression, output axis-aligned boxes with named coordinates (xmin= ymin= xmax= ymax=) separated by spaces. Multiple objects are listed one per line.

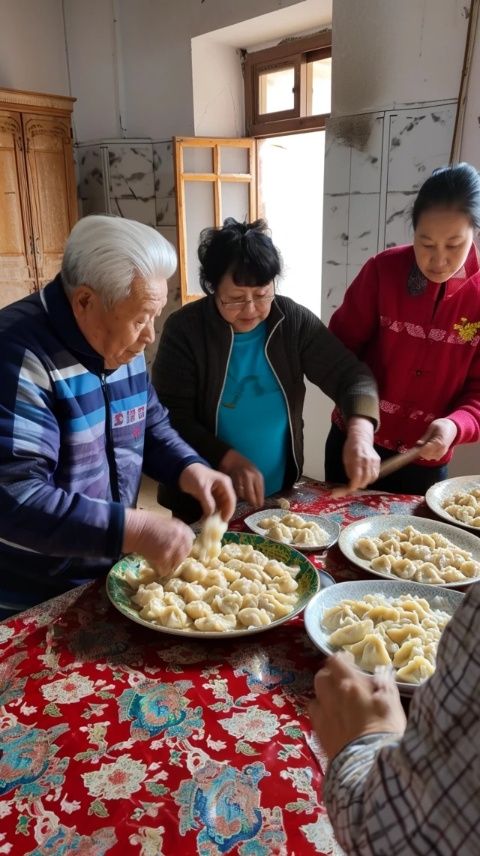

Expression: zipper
xmin=100 ymin=373 xmax=120 ymax=502
xmin=264 ymin=318 xmax=300 ymax=480
xmin=214 ymin=327 xmax=234 ymax=435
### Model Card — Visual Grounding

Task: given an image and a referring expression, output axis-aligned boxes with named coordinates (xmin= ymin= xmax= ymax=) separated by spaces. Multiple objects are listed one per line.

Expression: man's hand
xmin=178 ymin=462 xmax=236 ymax=521
xmin=418 ymin=417 xmax=458 ymax=461
xmin=219 ymin=449 xmax=264 ymax=508
xmin=343 ymin=417 xmax=381 ymax=490
xmin=308 ymin=654 xmax=407 ymax=761
xmin=123 ymin=508 xmax=194 ymax=575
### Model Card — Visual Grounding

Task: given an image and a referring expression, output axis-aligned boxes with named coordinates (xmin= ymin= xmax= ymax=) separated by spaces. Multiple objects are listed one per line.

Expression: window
xmin=244 ymin=31 xmax=331 ymax=137
xmin=174 ymin=137 xmax=257 ymax=303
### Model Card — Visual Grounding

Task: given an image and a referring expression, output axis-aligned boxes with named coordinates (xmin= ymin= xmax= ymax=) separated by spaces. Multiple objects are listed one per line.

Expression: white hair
xmin=61 ymin=215 xmax=177 ymax=305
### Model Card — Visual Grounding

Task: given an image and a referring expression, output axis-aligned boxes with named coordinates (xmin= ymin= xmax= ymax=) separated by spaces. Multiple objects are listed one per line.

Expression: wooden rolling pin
xmin=331 ymin=443 xmax=425 ymax=498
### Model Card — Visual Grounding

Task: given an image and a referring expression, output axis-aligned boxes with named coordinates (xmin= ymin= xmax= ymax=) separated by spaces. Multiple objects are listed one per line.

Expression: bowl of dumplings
xmin=106 ymin=520 xmax=322 ymax=638
xmin=338 ymin=514 xmax=480 ymax=587
xmin=244 ymin=509 xmax=340 ymax=551
xmin=304 ymin=579 xmax=464 ymax=695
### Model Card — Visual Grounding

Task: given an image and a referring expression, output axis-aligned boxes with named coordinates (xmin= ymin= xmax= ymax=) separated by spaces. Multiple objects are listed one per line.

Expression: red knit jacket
xmin=329 ymin=243 xmax=480 ymax=465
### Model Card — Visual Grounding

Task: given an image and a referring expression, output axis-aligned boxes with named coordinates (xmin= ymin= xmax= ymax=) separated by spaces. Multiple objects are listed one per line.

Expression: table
xmin=0 ymin=481 xmax=424 ymax=855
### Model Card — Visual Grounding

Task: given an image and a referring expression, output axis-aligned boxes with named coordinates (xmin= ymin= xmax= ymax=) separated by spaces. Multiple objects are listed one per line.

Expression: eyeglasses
xmin=217 ymin=293 xmax=275 ymax=310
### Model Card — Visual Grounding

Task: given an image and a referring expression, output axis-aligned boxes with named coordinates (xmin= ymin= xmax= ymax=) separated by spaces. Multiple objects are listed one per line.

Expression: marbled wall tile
xmin=109 ymin=196 xmax=156 ymax=228
xmin=321 ymin=265 xmax=347 ymax=323
xmin=322 ymin=193 xmax=349 ymax=269
xmin=153 ymin=140 xmax=175 ymax=198
xmin=323 ymin=129 xmax=351 ymax=195
xmin=384 ymin=190 xmax=416 ymax=248
xmin=155 ymin=196 xmax=177 ymax=227
xmin=350 ymin=114 xmax=384 ymax=193
xmin=386 ymin=105 xmax=455 ymax=190
xmin=348 ymin=193 xmax=380 ymax=265
xmin=107 ymin=142 xmax=155 ymax=200
xmin=76 ymin=146 xmax=107 ymax=213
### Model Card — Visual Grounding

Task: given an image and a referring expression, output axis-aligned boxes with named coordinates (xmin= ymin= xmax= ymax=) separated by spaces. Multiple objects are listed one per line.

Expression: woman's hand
xmin=308 ymin=654 xmax=407 ymax=761
xmin=123 ymin=508 xmax=195 ymax=575
xmin=418 ymin=418 xmax=458 ymax=461
xmin=343 ymin=417 xmax=381 ymax=489
xmin=178 ymin=462 xmax=236 ymax=521
xmin=219 ymin=449 xmax=265 ymax=508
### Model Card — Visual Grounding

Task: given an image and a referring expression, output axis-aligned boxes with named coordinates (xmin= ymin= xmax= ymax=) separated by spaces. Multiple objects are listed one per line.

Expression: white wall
xmin=63 ymin=0 xmax=119 ymax=140
xmin=192 ymin=38 xmax=245 ymax=138
xmin=0 ymin=0 xmax=69 ymax=94
xmin=332 ymin=0 xmax=468 ymax=117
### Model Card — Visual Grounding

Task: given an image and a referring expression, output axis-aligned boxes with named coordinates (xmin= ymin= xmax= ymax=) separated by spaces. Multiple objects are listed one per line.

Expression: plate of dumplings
xmin=244 ymin=509 xmax=340 ymax=551
xmin=106 ymin=526 xmax=327 ymax=638
xmin=304 ymin=579 xmax=464 ymax=695
xmin=425 ymin=475 xmax=480 ymax=532
xmin=338 ymin=514 xmax=480 ymax=587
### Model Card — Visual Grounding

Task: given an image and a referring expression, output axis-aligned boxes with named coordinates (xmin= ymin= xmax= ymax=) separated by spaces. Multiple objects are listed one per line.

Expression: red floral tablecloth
xmin=0 ymin=481 xmax=424 ymax=856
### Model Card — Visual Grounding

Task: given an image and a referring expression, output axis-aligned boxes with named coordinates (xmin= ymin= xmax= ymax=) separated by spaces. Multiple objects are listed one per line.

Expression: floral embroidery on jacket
xmin=453 ymin=316 xmax=480 ymax=342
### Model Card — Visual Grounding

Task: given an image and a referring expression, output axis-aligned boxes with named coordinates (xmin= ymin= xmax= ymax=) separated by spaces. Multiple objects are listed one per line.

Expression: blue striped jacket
xmin=0 ymin=275 xmax=203 ymax=606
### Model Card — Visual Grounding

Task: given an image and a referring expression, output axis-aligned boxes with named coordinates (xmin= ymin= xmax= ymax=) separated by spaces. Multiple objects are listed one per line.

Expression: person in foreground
xmin=308 ymin=581 xmax=480 ymax=855
xmin=326 ymin=162 xmax=480 ymax=495
xmin=0 ymin=215 xmax=235 ymax=618
xmin=153 ymin=217 xmax=380 ymax=521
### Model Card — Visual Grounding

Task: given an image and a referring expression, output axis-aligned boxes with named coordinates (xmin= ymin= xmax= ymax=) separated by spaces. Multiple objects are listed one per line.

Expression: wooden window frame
xmin=174 ymin=136 xmax=257 ymax=304
xmin=244 ymin=31 xmax=331 ymax=137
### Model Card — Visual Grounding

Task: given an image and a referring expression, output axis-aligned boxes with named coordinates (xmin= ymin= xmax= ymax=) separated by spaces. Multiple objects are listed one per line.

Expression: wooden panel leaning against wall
xmin=0 ymin=88 xmax=77 ymax=309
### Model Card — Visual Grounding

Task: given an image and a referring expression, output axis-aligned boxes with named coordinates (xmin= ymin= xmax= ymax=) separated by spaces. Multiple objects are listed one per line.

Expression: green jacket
xmin=152 ymin=295 xmax=379 ymax=518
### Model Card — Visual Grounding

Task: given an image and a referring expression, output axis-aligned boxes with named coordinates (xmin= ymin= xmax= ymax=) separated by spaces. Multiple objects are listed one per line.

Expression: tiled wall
xmin=321 ymin=102 xmax=457 ymax=322
xmin=77 ymin=137 xmax=181 ymax=369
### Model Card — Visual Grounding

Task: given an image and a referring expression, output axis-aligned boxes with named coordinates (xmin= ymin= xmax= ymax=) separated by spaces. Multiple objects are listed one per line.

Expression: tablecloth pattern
xmin=0 ymin=482 xmax=424 ymax=855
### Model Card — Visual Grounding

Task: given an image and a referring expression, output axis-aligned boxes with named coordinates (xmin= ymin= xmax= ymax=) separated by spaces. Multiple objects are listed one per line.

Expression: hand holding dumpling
xmin=308 ymin=653 xmax=407 ymax=761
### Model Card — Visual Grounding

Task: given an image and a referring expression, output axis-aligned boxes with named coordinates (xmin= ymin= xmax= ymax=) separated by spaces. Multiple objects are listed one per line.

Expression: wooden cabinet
xmin=0 ymin=88 xmax=77 ymax=308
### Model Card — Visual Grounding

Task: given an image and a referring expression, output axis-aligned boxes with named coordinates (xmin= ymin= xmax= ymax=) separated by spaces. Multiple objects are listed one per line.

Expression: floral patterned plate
xmin=244 ymin=508 xmax=340 ymax=551
xmin=106 ymin=531 xmax=330 ymax=638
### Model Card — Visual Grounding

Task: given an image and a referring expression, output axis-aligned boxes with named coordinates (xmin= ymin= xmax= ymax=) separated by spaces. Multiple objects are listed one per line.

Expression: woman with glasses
xmin=152 ymin=218 xmax=380 ymax=521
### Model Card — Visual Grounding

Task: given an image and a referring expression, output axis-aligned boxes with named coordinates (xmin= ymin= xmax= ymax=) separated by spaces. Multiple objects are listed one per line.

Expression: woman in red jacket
xmin=325 ymin=162 xmax=480 ymax=494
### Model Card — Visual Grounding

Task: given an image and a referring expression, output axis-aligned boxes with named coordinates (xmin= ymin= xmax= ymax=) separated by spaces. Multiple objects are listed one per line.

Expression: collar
xmin=444 ymin=242 xmax=480 ymax=297
xmin=40 ymin=274 xmax=107 ymax=375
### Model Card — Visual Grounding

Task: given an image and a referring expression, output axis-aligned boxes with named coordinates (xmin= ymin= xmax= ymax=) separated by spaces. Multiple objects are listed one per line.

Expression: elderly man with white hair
xmin=0 ymin=215 xmax=235 ymax=618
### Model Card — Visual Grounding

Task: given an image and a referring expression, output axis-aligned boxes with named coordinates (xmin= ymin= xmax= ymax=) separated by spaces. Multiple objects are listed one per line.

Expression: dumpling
xmin=211 ymin=591 xmax=243 ymax=615
xmin=237 ymin=608 xmax=272 ymax=628
xmin=458 ymin=560 xmax=480 ymax=578
xmin=365 ymin=604 xmax=400 ymax=623
xmin=390 ymin=558 xmax=417 ymax=580
xmin=396 ymin=655 xmax=435 ymax=684
xmin=413 ymin=563 xmax=443 ymax=584
xmin=282 ymin=513 xmax=307 ymax=528
xmin=182 ymin=583 xmax=207 ymax=603
xmin=371 ymin=555 xmax=394 ymax=573
xmin=190 ymin=513 xmax=227 ymax=563
xmin=257 ymin=515 xmax=281 ymax=529
xmin=293 ymin=528 xmax=316 ymax=546
xmin=386 ymin=624 xmax=425 ymax=644
xmin=328 ymin=618 xmax=375 ymax=647
xmin=348 ymin=634 xmax=391 ymax=672
xmin=194 ymin=614 xmax=237 ymax=632
xmin=355 ymin=537 xmax=380 ymax=560
xmin=393 ymin=638 xmax=424 ymax=668
xmin=185 ymin=601 xmax=213 ymax=620
xmin=177 ymin=558 xmax=207 ymax=583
